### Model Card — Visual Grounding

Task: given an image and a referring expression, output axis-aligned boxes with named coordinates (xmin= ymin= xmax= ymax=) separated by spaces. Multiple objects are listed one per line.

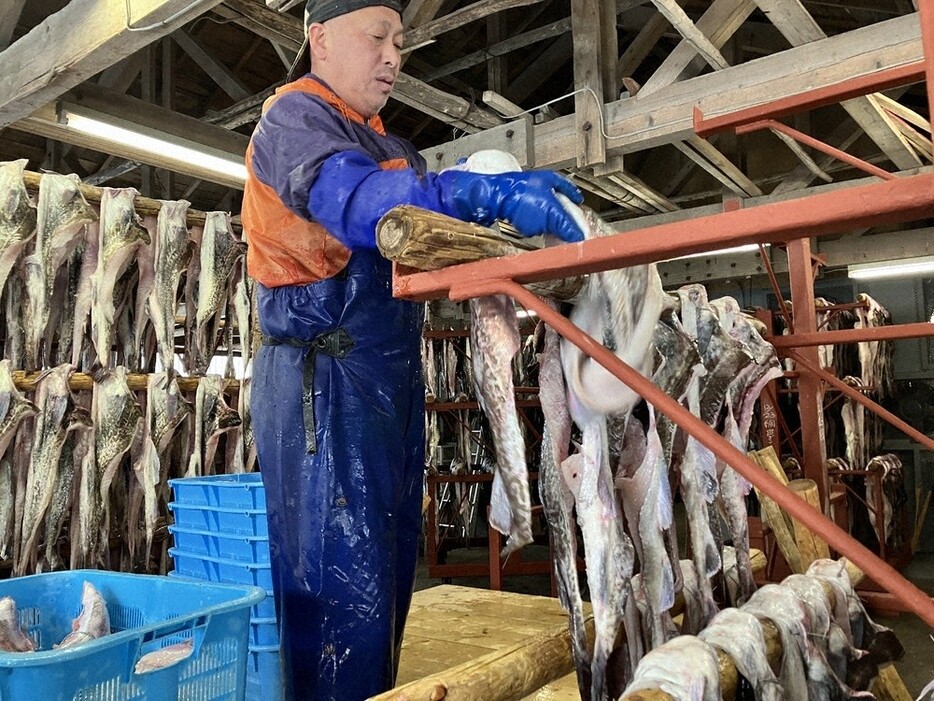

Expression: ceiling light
xmin=59 ymin=104 xmax=247 ymax=186
xmin=665 ymin=243 xmax=766 ymax=262
xmin=848 ymin=256 xmax=934 ymax=280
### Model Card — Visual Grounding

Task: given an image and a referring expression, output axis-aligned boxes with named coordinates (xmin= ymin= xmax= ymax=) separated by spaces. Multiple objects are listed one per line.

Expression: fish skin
xmin=537 ymin=318 xmax=592 ymax=698
xmin=187 ymin=375 xmax=240 ymax=477
xmin=623 ymin=635 xmax=721 ymax=701
xmin=70 ymin=221 xmax=100 ymax=368
xmin=41 ymin=427 xmax=89 ymax=572
xmin=16 ymin=364 xmax=90 ymax=576
xmin=561 ymin=419 xmax=637 ymax=700
xmin=147 ymin=201 xmax=192 ymax=375
xmin=91 ymin=188 xmax=150 ymax=368
xmin=0 ymin=359 xmax=38 ymax=458
xmin=191 ymin=212 xmax=247 ymax=373
xmin=741 ymin=584 xmax=810 ymax=699
xmin=0 ymin=459 xmax=12 ymax=561
xmin=24 ymin=173 xmax=97 ymax=370
xmin=0 ymin=159 xmax=37 ymax=299
xmin=698 ymin=607 xmax=782 ymax=701
xmin=56 ymin=581 xmax=110 ymax=649
xmin=93 ymin=367 xmax=143 ymax=565
xmin=561 ymin=206 xmax=668 ymax=419
xmin=135 ymin=373 xmax=191 ymax=562
xmin=0 ymin=596 xmax=35 ymax=652
xmin=3 ymin=271 xmax=26 ymax=369
xmin=469 ymin=294 xmax=533 ymax=554
xmin=130 ymin=215 xmax=158 ymax=372
xmin=617 ymin=406 xmax=677 ymax=650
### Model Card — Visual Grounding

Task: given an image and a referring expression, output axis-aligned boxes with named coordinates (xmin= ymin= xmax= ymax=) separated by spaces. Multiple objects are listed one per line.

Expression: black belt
xmin=261 ymin=328 xmax=354 ymax=454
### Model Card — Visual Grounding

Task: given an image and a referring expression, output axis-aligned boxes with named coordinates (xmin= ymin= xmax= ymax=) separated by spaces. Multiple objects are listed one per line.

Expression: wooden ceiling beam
xmin=0 ymin=0 xmax=26 ymax=51
xmin=616 ymin=13 xmax=670 ymax=85
xmin=0 ymin=0 xmax=225 ymax=128
xmin=172 ymin=29 xmax=251 ymax=101
xmin=529 ymin=13 xmax=922 ymax=169
xmin=405 ymin=0 xmax=545 ymax=49
xmin=753 ymin=0 xmax=921 ymax=170
xmin=647 ymin=0 xmax=729 ymax=71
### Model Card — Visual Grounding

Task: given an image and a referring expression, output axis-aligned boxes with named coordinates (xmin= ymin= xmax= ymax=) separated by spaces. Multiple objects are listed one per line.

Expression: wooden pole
xmin=11 ymin=370 xmax=238 ymax=393
xmin=23 ymin=170 xmax=235 ymax=228
xmin=376 ymin=205 xmax=584 ymax=301
xmin=788 ymin=478 xmax=832 ymax=568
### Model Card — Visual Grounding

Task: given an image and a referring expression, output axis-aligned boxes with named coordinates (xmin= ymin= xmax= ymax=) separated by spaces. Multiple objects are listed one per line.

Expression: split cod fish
xmin=147 ymin=201 xmax=192 ymax=374
xmin=91 ymin=188 xmax=149 ymax=368
xmin=190 ymin=212 xmax=246 ymax=373
xmin=0 ymin=596 xmax=35 ymax=652
xmin=56 ymin=581 xmax=110 ymax=649
xmin=0 ymin=159 xmax=37 ymax=300
xmin=16 ymin=364 xmax=91 ymax=576
xmin=469 ymin=294 xmax=533 ymax=554
xmin=24 ymin=173 xmax=96 ymax=370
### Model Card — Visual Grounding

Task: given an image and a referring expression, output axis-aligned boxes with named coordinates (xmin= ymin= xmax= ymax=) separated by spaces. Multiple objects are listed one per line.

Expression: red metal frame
xmin=394 ymin=2 xmax=934 ymax=627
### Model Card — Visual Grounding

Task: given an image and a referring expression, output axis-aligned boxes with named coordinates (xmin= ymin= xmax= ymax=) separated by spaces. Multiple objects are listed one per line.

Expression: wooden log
xmin=376 ymin=205 xmax=584 ymax=301
xmin=788 ymin=478 xmax=832 ymax=569
xmin=370 ymin=617 xmax=594 ymax=701
xmin=750 ymin=448 xmax=804 ymax=573
xmin=11 ymin=370 xmax=238 ymax=393
xmin=870 ymin=663 xmax=915 ymax=701
xmin=23 ymin=170 xmax=235 ymax=229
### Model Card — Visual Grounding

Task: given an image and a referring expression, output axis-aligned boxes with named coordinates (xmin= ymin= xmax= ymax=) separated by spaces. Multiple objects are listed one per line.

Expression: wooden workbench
xmin=383 ymin=584 xmax=586 ymax=701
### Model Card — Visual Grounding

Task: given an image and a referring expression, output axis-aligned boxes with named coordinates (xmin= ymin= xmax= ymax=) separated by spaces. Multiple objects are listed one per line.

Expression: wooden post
xmin=376 ymin=205 xmax=584 ymax=300
xmin=788 ymin=478 xmax=832 ymax=569
xmin=750 ymin=448 xmax=804 ymax=573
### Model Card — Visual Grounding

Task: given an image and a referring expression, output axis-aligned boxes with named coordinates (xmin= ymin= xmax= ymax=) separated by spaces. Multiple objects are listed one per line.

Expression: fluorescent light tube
xmin=666 ymin=243 xmax=765 ymax=262
xmin=61 ymin=107 xmax=247 ymax=185
xmin=848 ymin=256 xmax=934 ymax=280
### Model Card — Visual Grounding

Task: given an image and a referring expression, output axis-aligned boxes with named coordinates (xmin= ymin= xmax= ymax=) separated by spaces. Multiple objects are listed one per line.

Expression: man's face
xmin=309 ymin=6 xmax=404 ymax=118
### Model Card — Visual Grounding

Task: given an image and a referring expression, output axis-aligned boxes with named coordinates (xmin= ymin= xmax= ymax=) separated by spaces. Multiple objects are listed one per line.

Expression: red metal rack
xmin=392 ymin=1 xmax=934 ymax=627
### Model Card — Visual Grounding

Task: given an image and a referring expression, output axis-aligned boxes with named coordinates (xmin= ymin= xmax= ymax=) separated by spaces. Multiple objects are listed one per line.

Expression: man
xmin=242 ymin=1 xmax=586 ymax=697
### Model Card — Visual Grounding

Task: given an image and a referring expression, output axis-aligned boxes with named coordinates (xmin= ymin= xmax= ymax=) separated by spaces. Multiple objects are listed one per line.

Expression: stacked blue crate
xmin=168 ymin=474 xmax=283 ymax=701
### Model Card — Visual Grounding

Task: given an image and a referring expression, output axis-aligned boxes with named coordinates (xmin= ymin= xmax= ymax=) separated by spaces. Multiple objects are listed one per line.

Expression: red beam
xmin=392 ymin=174 xmax=934 ymax=302
xmin=738 ymin=120 xmax=897 ymax=181
xmin=449 ymin=279 xmax=934 ymax=629
xmin=770 ymin=321 xmax=934 ymax=347
xmin=693 ymin=61 xmax=926 ymax=137
xmin=784 ymin=349 xmax=934 ymax=456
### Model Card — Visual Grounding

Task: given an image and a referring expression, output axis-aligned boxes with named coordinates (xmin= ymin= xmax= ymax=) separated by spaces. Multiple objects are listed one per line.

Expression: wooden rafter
xmin=405 ymin=0 xmax=545 ymax=49
xmin=0 ymin=0 xmax=226 ymax=128
xmin=647 ymin=0 xmax=729 ymax=71
xmin=0 ymin=0 xmax=26 ymax=51
xmin=172 ymin=28 xmax=251 ymax=101
xmin=753 ymin=0 xmax=922 ymax=170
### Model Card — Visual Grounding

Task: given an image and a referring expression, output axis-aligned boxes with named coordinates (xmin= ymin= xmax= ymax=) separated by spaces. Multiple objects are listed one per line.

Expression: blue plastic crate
xmin=170 ymin=548 xmax=273 ymax=591
xmin=169 ymin=502 xmax=269 ymax=537
xmin=249 ymin=617 xmax=279 ymax=647
xmin=166 ymin=571 xmax=276 ymax=620
xmin=170 ymin=474 xmax=266 ymax=510
xmin=245 ymin=645 xmax=283 ymax=701
xmin=169 ymin=525 xmax=271 ymax=564
xmin=0 ymin=569 xmax=264 ymax=701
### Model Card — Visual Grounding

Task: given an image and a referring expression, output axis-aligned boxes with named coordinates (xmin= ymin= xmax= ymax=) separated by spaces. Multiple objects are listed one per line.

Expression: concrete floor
xmin=413 ymin=546 xmax=934 ymax=697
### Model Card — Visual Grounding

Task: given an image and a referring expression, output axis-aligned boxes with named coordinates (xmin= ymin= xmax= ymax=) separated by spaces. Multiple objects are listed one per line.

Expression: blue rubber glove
xmin=308 ymin=151 xmax=586 ymax=250
xmin=436 ymin=169 xmax=586 ymax=243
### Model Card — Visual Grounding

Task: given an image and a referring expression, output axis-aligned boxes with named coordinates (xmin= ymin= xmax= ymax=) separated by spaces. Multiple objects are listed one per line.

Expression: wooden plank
xmin=682 ymin=135 xmax=764 ymax=196
xmin=402 ymin=0 xmax=446 ymax=30
xmin=871 ymin=664 xmax=915 ymax=701
xmin=171 ymin=28 xmax=251 ymax=101
xmin=0 ymin=0 xmax=225 ymax=128
xmin=752 ymin=0 xmax=921 ymax=170
xmin=211 ymin=3 xmax=303 ymax=51
xmin=0 ymin=0 xmax=26 ymax=51
xmin=639 ymin=0 xmax=756 ymax=96
xmin=788 ymin=478 xmax=832 ymax=569
xmin=571 ymin=0 xmax=607 ymax=167
xmin=392 ymin=74 xmax=504 ymax=132
xmin=530 ymin=13 xmax=922 ymax=168
xmin=405 ymin=0 xmax=545 ymax=49
xmin=875 ymin=92 xmax=932 ymax=132
xmin=647 ymin=0 xmax=729 ymax=71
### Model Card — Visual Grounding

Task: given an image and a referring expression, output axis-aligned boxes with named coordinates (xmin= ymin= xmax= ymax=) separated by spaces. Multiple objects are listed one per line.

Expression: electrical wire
xmin=124 ymin=0 xmax=212 ymax=32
